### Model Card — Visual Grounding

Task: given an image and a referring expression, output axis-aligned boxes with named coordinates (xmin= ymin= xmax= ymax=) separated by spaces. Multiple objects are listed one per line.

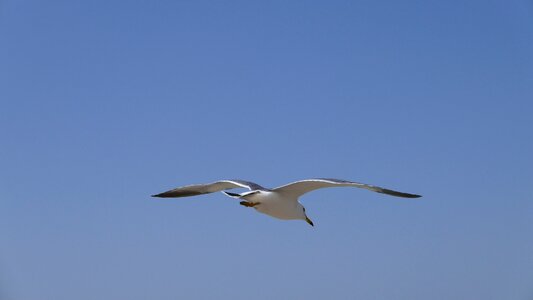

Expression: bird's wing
xmin=273 ymin=178 xmax=421 ymax=198
xmin=152 ymin=179 xmax=266 ymax=198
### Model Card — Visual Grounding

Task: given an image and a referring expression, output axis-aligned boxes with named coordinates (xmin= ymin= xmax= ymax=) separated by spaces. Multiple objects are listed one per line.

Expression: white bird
xmin=152 ymin=178 xmax=421 ymax=226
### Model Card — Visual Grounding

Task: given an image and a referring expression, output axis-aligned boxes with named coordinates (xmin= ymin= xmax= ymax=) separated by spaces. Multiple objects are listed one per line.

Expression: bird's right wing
xmin=273 ymin=178 xmax=421 ymax=198
xmin=152 ymin=179 xmax=266 ymax=198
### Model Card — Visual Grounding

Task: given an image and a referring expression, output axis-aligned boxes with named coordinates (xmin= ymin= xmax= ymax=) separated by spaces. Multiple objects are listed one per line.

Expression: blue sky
xmin=1 ymin=0 xmax=532 ymax=299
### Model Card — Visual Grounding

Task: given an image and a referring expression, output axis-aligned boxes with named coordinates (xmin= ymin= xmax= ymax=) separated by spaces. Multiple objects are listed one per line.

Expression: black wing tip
xmin=406 ymin=194 xmax=422 ymax=198
xmin=395 ymin=193 xmax=422 ymax=198
xmin=380 ymin=189 xmax=422 ymax=198
xmin=152 ymin=193 xmax=167 ymax=198
xmin=151 ymin=190 xmax=206 ymax=198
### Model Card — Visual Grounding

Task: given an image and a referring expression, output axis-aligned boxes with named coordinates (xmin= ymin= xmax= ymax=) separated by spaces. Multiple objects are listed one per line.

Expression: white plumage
xmin=152 ymin=178 xmax=421 ymax=226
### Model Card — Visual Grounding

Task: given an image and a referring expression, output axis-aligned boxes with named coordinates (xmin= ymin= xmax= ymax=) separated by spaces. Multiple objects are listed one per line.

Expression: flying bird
xmin=152 ymin=178 xmax=421 ymax=226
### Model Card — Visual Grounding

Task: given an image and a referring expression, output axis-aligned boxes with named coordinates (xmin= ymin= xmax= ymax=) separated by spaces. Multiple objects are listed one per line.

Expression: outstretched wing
xmin=152 ymin=179 xmax=266 ymax=198
xmin=273 ymin=178 xmax=421 ymax=198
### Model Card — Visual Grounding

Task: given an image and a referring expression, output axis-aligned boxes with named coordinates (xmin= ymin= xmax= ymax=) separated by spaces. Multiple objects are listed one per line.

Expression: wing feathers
xmin=273 ymin=178 xmax=421 ymax=198
xmin=152 ymin=178 xmax=421 ymax=199
xmin=152 ymin=180 xmax=265 ymax=198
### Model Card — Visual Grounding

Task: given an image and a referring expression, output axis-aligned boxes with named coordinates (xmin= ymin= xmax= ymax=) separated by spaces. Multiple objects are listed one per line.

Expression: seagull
xmin=152 ymin=178 xmax=421 ymax=226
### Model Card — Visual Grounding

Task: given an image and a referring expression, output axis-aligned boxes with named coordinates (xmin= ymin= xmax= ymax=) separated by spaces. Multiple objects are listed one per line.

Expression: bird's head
xmin=298 ymin=203 xmax=314 ymax=227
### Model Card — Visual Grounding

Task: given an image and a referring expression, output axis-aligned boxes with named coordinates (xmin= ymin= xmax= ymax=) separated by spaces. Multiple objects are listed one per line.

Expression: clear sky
xmin=1 ymin=0 xmax=532 ymax=299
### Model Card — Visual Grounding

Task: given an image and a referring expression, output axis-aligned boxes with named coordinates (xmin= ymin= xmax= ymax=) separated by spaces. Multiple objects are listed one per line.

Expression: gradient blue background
xmin=1 ymin=0 xmax=532 ymax=299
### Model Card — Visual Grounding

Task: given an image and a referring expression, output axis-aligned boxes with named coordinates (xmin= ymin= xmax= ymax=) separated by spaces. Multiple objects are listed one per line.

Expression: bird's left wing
xmin=273 ymin=178 xmax=421 ymax=198
xmin=152 ymin=179 xmax=266 ymax=198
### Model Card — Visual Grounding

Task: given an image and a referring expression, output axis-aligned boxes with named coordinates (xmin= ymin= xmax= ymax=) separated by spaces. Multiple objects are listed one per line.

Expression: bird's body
xmin=236 ymin=190 xmax=303 ymax=220
xmin=152 ymin=178 xmax=421 ymax=226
